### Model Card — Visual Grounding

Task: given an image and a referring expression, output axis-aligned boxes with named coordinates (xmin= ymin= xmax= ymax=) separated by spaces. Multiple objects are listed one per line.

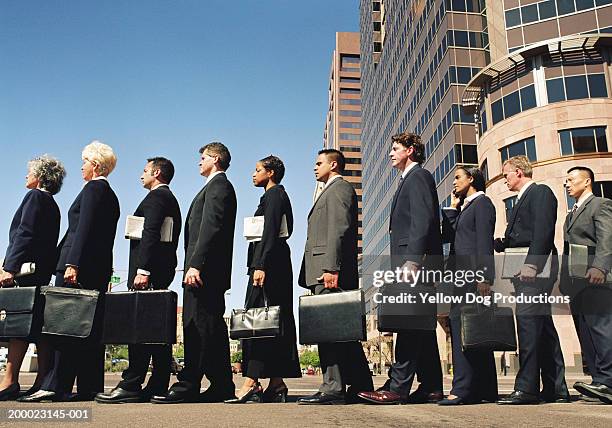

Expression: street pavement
xmin=0 ymin=373 xmax=610 ymax=427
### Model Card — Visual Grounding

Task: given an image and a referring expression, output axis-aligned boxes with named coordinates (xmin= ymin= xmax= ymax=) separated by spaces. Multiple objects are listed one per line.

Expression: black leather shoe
xmin=224 ymin=383 xmax=263 ymax=404
xmin=578 ymin=393 xmax=601 ymax=403
xmin=406 ymin=389 xmax=444 ymax=404
xmin=0 ymin=383 xmax=20 ymax=401
xmin=150 ymin=389 xmax=198 ymax=404
xmin=438 ymin=396 xmax=467 ymax=406
xmin=573 ymin=382 xmax=612 ymax=404
xmin=541 ymin=394 xmax=571 ymax=403
xmin=199 ymin=389 xmax=236 ymax=403
xmin=297 ymin=392 xmax=345 ymax=405
xmin=497 ymin=391 xmax=539 ymax=405
xmin=16 ymin=390 xmax=57 ymax=403
xmin=95 ymin=387 xmax=144 ymax=404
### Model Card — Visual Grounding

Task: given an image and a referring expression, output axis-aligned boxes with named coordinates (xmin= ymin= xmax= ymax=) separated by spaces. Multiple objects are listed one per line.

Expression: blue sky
xmin=0 ymin=0 xmax=360 ymax=313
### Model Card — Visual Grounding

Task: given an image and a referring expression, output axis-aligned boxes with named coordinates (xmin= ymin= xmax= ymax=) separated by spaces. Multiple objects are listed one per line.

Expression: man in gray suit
xmin=563 ymin=166 xmax=612 ymax=404
xmin=297 ymin=149 xmax=373 ymax=405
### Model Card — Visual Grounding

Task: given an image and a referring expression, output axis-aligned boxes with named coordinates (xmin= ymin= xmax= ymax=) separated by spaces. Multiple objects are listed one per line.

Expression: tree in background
xmin=299 ymin=349 xmax=320 ymax=368
xmin=231 ymin=351 xmax=243 ymax=364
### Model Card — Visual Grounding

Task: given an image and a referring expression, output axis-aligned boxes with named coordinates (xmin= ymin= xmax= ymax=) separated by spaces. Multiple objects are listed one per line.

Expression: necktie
xmin=569 ymin=203 xmax=578 ymax=222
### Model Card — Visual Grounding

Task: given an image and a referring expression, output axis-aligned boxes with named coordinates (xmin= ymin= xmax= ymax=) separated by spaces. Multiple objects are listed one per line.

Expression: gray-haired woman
xmin=0 ymin=155 xmax=66 ymax=400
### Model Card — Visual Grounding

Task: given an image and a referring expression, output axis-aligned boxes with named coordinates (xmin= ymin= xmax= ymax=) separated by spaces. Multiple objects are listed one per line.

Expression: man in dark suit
xmin=359 ymin=132 xmax=443 ymax=405
xmin=495 ymin=155 xmax=569 ymax=405
xmin=96 ymin=157 xmax=181 ymax=404
xmin=562 ymin=167 xmax=612 ymax=404
xmin=297 ymin=149 xmax=373 ymax=405
xmin=152 ymin=142 xmax=237 ymax=404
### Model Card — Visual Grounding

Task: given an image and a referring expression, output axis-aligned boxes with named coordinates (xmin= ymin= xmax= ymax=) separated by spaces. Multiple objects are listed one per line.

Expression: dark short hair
xmin=200 ymin=142 xmax=231 ymax=170
xmin=568 ymin=166 xmax=595 ymax=184
xmin=259 ymin=155 xmax=286 ymax=184
xmin=147 ymin=157 xmax=175 ymax=184
xmin=318 ymin=149 xmax=346 ymax=173
xmin=391 ymin=132 xmax=425 ymax=164
xmin=457 ymin=166 xmax=486 ymax=192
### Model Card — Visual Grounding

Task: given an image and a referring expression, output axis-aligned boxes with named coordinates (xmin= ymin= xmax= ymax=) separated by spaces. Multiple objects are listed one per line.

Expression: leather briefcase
xmin=501 ymin=247 xmax=552 ymax=279
xmin=102 ymin=289 xmax=177 ymax=344
xmin=460 ymin=304 xmax=517 ymax=352
xmin=299 ymin=289 xmax=365 ymax=345
xmin=0 ymin=285 xmax=44 ymax=340
xmin=376 ymin=283 xmax=437 ymax=332
xmin=41 ymin=286 xmax=100 ymax=338
xmin=230 ymin=289 xmax=281 ymax=340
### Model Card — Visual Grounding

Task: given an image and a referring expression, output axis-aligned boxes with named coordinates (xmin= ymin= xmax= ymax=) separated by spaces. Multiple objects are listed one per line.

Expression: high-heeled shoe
xmin=224 ymin=383 xmax=263 ymax=404
xmin=263 ymin=385 xmax=288 ymax=403
xmin=0 ymin=383 xmax=20 ymax=401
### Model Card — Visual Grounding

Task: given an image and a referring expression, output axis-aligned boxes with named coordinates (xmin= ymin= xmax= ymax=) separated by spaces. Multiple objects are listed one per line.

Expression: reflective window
xmin=539 ymin=0 xmax=557 ymax=19
xmin=521 ymin=4 xmax=539 ymax=24
xmin=576 ymin=0 xmax=595 ymax=10
xmin=480 ymin=159 xmax=489 ymax=182
xmin=457 ymin=67 xmax=472 ymax=84
xmin=588 ymin=74 xmax=608 ymax=97
xmin=503 ymin=91 xmax=521 ymax=119
xmin=546 ymin=78 xmax=566 ymax=103
xmin=340 ymin=77 xmax=360 ymax=83
xmin=596 ymin=0 xmax=612 ymax=5
xmin=556 ymin=0 xmax=575 ymax=15
xmin=558 ymin=126 xmax=608 ymax=155
xmin=454 ymin=31 xmax=469 ymax=47
xmin=339 ymin=133 xmax=361 ymax=141
xmin=505 ymin=8 xmax=521 ymax=27
xmin=340 ymin=88 xmax=361 ymax=94
xmin=594 ymin=181 xmax=612 ymax=199
xmin=340 ymin=122 xmax=361 ymax=129
xmin=340 ymin=110 xmax=361 ymax=117
xmin=340 ymin=99 xmax=360 ymax=105
xmin=520 ymin=85 xmax=537 ymax=110
xmin=500 ymin=137 xmax=537 ymax=163
xmin=492 ymin=99 xmax=504 ymax=124
xmin=565 ymin=75 xmax=589 ymax=100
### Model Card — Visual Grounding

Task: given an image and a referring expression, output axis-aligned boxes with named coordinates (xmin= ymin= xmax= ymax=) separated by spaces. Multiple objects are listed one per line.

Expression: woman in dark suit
xmin=439 ymin=166 xmax=498 ymax=405
xmin=20 ymin=141 xmax=120 ymax=402
xmin=226 ymin=156 xmax=301 ymax=404
xmin=0 ymin=156 xmax=65 ymax=400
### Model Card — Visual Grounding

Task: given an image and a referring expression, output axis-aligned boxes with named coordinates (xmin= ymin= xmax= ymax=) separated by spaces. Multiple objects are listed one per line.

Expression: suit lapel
xmin=506 ymin=183 xmax=534 ymax=232
xmin=567 ymin=194 xmax=595 ymax=232
xmin=390 ymin=164 xmax=420 ymax=217
xmin=457 ymin=194 xmax=483 ymax=226
xmin=308 ymin=177 xmax=341 ymax=218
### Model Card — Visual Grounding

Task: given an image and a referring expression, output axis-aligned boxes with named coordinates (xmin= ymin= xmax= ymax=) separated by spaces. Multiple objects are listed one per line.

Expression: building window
xmin=566 ymin=181 xmax=612 ymax=209
xmin=341 ymin=55 xmax=360 ymax=65
xmin=339 ymin=133 xmax=361 ymax=141
xmin=546 ymin=73 xmax=608 ymax=103
xmin=340 ymin=110 xmax=361 ymax=117
xmin=455 ymin=144 xmax=478 ymax=165
xmin=559 ymin=126 xmax=608 ymax=155
xmin=340 ymin=121 xmax=361 ymax=129
xmin=340 ymin=146 xmax=361 ymax=152
xmin=505 ymin=0 xmax=606 ymax=28
xmin=504 ymin=196 xmax=518 ymax=221
xmin=500 ymin=137 xmax=537 ymax=163
xmin=490 ymin=85 xmax=537 ymax=125
xmin=340 ymin=77 xmax=360 ymax=84
xmin=344 ymin=157 xmax=362 ymax=165
xmin=340 ymin=99 xmax=361 ymax=105
xmin=372 ymin=1 xmax=381 ymax=12
xmin=480 ymin=159 xmax=489 ymax=182
xmin=340 ymin=88 xmax=361 ymax=94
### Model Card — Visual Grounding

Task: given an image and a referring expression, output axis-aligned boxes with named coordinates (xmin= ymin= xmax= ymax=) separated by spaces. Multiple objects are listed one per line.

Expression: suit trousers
xmin=118 ymin=344 xmax=172 ymax=395
xmin=449 ymin=316 xmax=498 ymax=401
xmin=513 ymin=282 xmax=568 ymax=396
xmin=173 ymin=318 xmax=234 ymax=396
xmin=387 ymin=329 xmax=443 ymax=399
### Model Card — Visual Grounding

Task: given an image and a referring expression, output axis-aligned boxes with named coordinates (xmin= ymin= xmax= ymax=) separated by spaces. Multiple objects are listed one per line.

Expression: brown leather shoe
xmin=357 ymin=390 xmax=402 ymax=404
xmin=406 ymin=389 xmax=444 ymax=404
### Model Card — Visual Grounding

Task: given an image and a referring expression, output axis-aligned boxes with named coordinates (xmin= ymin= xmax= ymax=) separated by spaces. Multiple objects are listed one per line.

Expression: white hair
xmin=82 ymin=140 xmax=117 ymax=176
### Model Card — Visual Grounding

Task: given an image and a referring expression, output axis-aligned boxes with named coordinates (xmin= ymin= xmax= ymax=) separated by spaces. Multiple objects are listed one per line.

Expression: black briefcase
xmin=299 ymin=289 xmax=365 ymax=345
xmin=0 ymin=286 xmax=44 ymax=340
xmin=376 ymin=283 xmax=437 ymax=332
xmin=102 ymin=289 xmax=177 ymax=344
xmin=460 ymin=304 xmax=517 ymax=352
xmin=41 ymin=286 xmax=100 ymax=338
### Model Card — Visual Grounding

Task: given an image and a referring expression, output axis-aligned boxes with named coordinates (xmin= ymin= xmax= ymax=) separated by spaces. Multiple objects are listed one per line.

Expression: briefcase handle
xmin=242 ymin=287 xmax=273 ymax=320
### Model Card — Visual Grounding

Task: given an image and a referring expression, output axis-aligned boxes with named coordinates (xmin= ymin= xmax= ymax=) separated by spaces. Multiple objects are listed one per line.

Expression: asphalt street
xmin=0 ymin=373 xmax=610 ymax=427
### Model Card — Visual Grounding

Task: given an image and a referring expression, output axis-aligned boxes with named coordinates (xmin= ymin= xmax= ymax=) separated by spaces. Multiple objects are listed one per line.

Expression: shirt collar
xmin=517 ymin=180 xmax=534 ymax=200
xmin=401 ymin=162 xmax=418 ymax=179
xmin=205 ymin=171 xmax=224 ymax=185
xmin=575 ymin=191 xmax=593 ymax=208
xmin=324 ymin=174 xmax=343 ymax=189
xmin=92 ymin=176 xmax=108 ymax=182
xmin=464 ymin=190 xmax=484 ymax=205
xmin=151 ymin=183 xmax=169 ymax=191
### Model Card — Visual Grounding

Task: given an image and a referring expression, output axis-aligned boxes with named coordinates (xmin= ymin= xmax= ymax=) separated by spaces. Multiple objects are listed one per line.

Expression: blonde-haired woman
xmin=0 ymin=155 xmax=65 ymax=400
xmin=20 ymin=141 xmax=120 ymax=402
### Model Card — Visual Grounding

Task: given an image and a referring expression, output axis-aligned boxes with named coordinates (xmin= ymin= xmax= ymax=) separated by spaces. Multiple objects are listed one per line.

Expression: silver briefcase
xmin=298 ymin=289 xmax=366 ymax=345
xmin=501 ymin=247 xmax=552 ymax=279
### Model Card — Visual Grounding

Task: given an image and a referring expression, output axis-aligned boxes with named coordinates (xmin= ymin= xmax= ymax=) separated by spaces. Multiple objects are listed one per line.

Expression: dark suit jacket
xmin=442 ymin=194 xmax=496 ymax=283
xmin=56 ymin=179 xmax=120 ymax=291
xmin=3 ymin=189 xmax=60 ymax=285
xmin=183 ymin=172 xmax=237 ymax=321
xmin=502 ymin=182 xmax=557 ymax=272
xmin=389 ymin=164 xmax=442 ymax=266
xmin=298 ymin=177 xmax=358 ymax=291
xmin=563 ymin=194 xmax=612 ymax=273
xmin=127 ymin=185 xmax=182 ymax=289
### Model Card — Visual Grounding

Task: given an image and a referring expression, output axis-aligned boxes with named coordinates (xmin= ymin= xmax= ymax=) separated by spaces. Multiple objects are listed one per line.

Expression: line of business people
xmin=1 ymin=134 xmax=610 ymax=406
